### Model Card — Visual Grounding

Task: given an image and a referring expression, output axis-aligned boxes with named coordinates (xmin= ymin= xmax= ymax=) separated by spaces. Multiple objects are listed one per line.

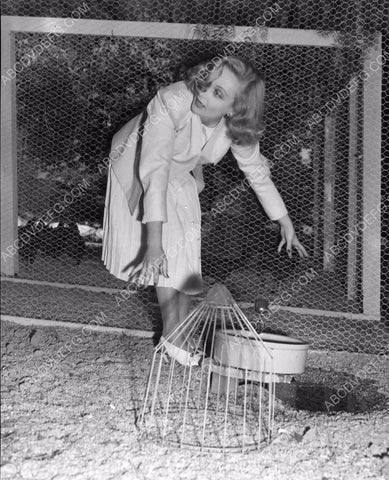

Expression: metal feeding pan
xmin=214 ymin=330 xmax=309 ymax=375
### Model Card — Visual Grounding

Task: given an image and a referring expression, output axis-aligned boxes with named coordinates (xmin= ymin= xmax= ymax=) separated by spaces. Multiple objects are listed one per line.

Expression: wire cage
xmin=138 ymin=284 xmax=276 ymax=452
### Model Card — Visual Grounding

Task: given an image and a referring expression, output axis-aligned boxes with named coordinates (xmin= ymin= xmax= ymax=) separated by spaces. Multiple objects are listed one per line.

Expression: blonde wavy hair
xmin=184 ymin=56 xmax=265 ymax=146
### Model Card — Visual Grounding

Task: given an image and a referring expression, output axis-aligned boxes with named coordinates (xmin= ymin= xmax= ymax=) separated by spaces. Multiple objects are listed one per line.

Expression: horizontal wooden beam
xmin=1 ymin=16 xmax=339 ymax=47
xmin=1 ymin=278 xmax=381 ymax=321
xmin=1 ymin=314 xmax=154 ymax=338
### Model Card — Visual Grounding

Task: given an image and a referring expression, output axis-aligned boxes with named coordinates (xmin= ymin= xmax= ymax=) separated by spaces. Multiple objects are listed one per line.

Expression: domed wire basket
xmin=138 ymin=284 xmax=276 ymax=452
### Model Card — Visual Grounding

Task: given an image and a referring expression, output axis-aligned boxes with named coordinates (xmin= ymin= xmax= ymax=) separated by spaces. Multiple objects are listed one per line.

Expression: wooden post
xmin=346 ymin=78 xmax=360 ymax=301
xmin=312 ymin=124 xmax=323 ymax=258
xmin=361 ymin=38 xmax=382 ymax=316
xmin=323 ymin=114 xmax=336 ymax=271
xmin=1 ymin=18 xmax=18 ymax=276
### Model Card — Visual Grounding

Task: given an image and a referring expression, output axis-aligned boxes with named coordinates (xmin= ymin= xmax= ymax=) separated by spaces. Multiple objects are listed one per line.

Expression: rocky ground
xmin=1 ymin=319 xmax=388 ymax=480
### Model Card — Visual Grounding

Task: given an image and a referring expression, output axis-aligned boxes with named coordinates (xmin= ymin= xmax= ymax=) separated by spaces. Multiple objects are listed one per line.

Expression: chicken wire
xmin=1 ymin=0 xmax=388 ymax=354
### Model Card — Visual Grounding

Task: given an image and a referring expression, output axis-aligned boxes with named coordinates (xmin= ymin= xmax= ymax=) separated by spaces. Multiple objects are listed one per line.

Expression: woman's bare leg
xmin=156 ymin=286 xmax=179 ymax=339
xmin=178 ymin=291 xmax=200 ymax=349
xmin=156 ymin=287 xmax=193 ymax=348
xmin=178 ymin=291 xmax=191 ymax=324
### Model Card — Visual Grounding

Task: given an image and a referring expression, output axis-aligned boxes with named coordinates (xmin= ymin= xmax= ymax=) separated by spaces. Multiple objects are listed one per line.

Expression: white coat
xmin=102 ymin=81 xmax=287 ymax=294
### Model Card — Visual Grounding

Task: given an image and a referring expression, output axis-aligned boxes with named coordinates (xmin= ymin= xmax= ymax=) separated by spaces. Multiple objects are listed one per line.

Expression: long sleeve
xmin=138 ymin=90 xmax=176 ymax=223
xmin=231 ymin=142 xmax=288 ymax=221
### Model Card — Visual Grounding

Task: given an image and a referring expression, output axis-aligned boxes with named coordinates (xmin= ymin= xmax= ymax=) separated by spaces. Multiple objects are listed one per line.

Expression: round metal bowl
xmin=213 ymin=330 xmax=309 ymax=375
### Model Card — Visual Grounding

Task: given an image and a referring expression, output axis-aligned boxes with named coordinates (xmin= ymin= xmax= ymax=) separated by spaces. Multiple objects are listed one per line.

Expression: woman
xmin=102 ymin=55 xmax=307 ymax=366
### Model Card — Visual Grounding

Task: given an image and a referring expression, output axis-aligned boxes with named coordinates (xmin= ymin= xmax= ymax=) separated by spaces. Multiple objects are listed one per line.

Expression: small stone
xmin=368 ymin=442 xmax=388 ymax=457
xmin=19 ymin=460 xmax=43 ymax=479
xmin=302 ymin=426 xmax=318 ymax=444
xmin=33 ymin=349 xmax=43 ymax=358
xmin=18 ymin=381 xmax=29 ymax=392
xmin=29 ymin=384 xmax=41 ymax=394
xmin=5 ymin=342 xmax=15 ymax=354
xmin=96 ymin=357 xmax=107 ymax=363
xmin=29 ymin=330 xmax=43 ymax=347
xmin=0 ymin=463 xmax=18 ymax=476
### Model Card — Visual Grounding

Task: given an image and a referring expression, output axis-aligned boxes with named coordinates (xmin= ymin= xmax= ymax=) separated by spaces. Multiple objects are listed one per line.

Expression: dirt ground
xmin=1 ymin=319 xmax=388 ymax=480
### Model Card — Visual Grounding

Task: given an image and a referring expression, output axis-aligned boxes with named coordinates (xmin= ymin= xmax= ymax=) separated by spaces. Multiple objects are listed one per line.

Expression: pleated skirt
xmin=102 ymin=167 xmax=202 ymax=295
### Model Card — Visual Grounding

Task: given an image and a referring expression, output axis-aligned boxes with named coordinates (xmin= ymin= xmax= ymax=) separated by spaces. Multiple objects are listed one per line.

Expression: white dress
xmin=102 ymin=82 xmax=287 ymax=295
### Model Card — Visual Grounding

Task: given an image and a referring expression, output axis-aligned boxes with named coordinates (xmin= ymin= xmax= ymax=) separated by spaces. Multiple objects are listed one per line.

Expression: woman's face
xmin=191 ymin=66 xmax=242 ymax=127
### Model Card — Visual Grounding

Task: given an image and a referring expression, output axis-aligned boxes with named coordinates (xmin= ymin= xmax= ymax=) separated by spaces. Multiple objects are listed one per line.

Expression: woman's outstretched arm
xmin=135 ymin=87 xmax=181 ymax=285
xmin=230 ymin=142 xmax=287 ymax=220
xmin=231 ymin=142 xmax=308 ymax=258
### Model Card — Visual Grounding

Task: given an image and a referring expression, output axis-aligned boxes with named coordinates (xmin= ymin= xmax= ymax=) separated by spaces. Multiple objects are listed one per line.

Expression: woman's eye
xmin=214 ymin=89 xmax=222 ymax=98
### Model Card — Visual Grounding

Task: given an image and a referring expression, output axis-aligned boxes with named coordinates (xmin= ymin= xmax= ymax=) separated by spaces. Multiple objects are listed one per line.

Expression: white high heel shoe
xmin=159 ymin=336 xmax=203 ymax=367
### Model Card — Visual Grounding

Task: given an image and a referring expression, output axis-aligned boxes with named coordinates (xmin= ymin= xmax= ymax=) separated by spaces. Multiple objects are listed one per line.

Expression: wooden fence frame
xmin=0 ymin=16 xmax=382 ymax=318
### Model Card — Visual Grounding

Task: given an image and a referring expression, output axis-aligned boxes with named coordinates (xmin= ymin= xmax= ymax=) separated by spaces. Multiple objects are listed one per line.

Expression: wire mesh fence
xmin=1 ymin=0 xmax=388 ymax=354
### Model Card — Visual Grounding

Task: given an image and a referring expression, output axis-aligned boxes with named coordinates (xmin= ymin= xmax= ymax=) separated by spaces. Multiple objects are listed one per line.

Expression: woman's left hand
xmin=277 ymin=214 xmax=309 ymax=259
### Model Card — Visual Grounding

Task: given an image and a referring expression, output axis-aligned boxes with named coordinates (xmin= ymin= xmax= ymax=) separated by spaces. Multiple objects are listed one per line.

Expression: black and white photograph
xmin=1 ymin=1 xmax=388 ymax=479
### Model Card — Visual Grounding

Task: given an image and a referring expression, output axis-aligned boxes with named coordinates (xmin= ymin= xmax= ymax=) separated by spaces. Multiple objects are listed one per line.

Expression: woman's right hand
xmin=137 ymin=246 xmax=169 ymax=287
xmin=132 ymin=221 xmax=167 ymax=287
